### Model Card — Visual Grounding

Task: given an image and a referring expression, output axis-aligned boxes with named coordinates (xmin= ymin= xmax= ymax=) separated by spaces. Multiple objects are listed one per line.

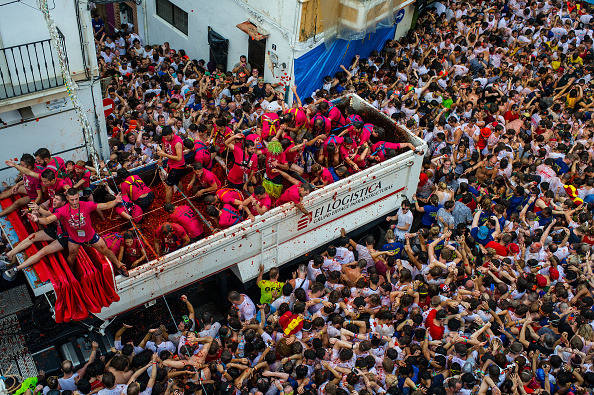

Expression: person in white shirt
xmin=386 ymin=200 xmax=413 ymax=241
xmin=228 ymin=291 xmax=256 ymax=321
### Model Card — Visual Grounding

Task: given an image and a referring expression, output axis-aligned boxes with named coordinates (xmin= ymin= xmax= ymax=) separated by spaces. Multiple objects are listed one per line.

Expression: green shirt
xmin=258 ymin=280 xmax=284 ymax=304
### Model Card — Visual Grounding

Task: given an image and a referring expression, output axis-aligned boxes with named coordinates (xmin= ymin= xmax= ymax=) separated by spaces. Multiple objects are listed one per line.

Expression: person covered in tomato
xmin=118 ymin=230 xmax=147 ymax=269
xmin=117 ymin=168 xmax=155 ymax=211
xmin=307 ymin=104 xmax=332 ymax=136
xmin=224 ymin=133 xmax=258 ymax=191
xmin=273 ymin=169 xmax=313 ymax=215
xmin=187 ymin=163 xmax=221 ymax=199
xmin=259 ymin=140 xmax=289 ymax=199
xmin=241 ymin=185 xmax=272 ymax=216
xmin=203 ymin=187 xmax=245 ymax=209
xmin=30 ymin=188 xmax=129 ymax=276
xmin=344 ymin=121 xmax=373 ymax=146
xmin=310 ymin=164 xmax=336 ymax=188
xmin=210 ymin=118 xmax=233 ymax=157
xmin=113 ymin=194 xmax=144 ymax=224
xmin=319 ymin=134 xmax=344 ymax=168
xmin=316 ymin=99 xmax=346 ymax=129
xmin=154 ymin=222 xmax=190 ymax=256
xmin=157 ymin=126 xmax=185 ymax=204
xmin=280 ymin=138 xmax=306 ymax=177
xmin=205 ymin=203 xmax=253 ymax=229
xmin=282 ymin=97 xmax=308 ymax=140
xmin=368 ymin=141 xmax=417 ymax=163
xmin=164 ymin=202 xmax=204 ymax=242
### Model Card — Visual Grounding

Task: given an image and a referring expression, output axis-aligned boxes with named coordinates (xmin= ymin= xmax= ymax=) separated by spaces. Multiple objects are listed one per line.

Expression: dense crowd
xmin=6 ymin=0 xmax=594 ymax=394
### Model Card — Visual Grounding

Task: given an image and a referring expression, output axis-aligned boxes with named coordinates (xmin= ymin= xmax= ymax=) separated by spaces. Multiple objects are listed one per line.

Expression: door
xmin=208 ymin=27 xmax=229 ymax=71
xmin=248 ymin=38 xmax=266 ymax=76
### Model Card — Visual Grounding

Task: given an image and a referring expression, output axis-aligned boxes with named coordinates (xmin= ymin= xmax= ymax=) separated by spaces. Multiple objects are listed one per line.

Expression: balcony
xmin=0 ymin=32 xmax=68 ymax=101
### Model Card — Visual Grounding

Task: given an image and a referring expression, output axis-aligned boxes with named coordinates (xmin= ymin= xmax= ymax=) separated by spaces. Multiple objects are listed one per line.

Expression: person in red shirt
xmin=117 ymin=168 xmax=155 ymax=211
xmin=319 ymin=135 xmax=344 ymax=167
xmin=317 ymin=99 xmax=346 ymax=129
xmin=426 ymin=308 xmax=447 ymax=340
xmin=205 ymin=203 xmax=253 ymax=229
xmin=154 ymin=222 xmax=190 ymax=256
xmin=118 ymin=230 xmax=146 ymax=269
xmin=187 ymin=163 xmax=221 ymax=198
xmin=259 ymin=141 xmax=289 ymax=199
xmin=369 ymin=141 xmax=417 ymax=163
xmin=31 ymin=188 xmax=129 ymax=276
xmin=164 ymin=203 xmax=204 ymax=242
xmin=1 ymin=155 xmax=42 ymax=218
xmin=242 ymin=185 xmax=272 ymax=216
xmin=34 ymin=147 xmax=66 ymax=176
xmin=280 ymin=138 xmax=305 ymax=176
xmin=310 ymin=164 xmax=335 ymax=188
xmin=343 ymin=121 xmax=372 ymax=146
xmin=225 ymin=134 xmax=258 ymax=191
xmin=273 ymin=169 xmax=313 ymax=215
xmin=157 ymin=126 xmax=185 ymax=204
xmin=308 ymin=109 xmax=332 ymax=136
xmin=260 ymin=111 xmax=280 ymax=140
xmin=204 ymin=188 xmax=244 ymax=208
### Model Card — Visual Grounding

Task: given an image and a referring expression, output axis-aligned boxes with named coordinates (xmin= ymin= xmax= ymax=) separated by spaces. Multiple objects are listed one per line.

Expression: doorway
xmin=248 ymin=38 xmax=266 ymax=76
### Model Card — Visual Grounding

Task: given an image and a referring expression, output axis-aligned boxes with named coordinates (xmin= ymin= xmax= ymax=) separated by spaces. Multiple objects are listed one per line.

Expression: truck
xmin=0 ymin=93 xmax=426 ymax=322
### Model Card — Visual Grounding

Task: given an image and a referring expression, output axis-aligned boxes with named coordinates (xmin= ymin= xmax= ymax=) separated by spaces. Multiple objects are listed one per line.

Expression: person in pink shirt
xmin=114 ymin=194 xmax=143 ymax=223
xmin=319 ymin=135 xmax=345 ymax=167
xmin=118 ymin=168 xmax=155 ymax=211
xmin=187 ymin=163 xmax=222 ymax=198
xmin=40 ymin=170 xmax=73 ymax=209
xmin=318 ymin=99 xmax=346 ymax=129
xmin=343 ymin=121 xmax=373 ymax=145
xmin=34 ymin=148 xmax=66 ymax=176
xmin=203 ymin=187 xmax=244 ymax=208
xmin=308 ymin=108 xmax=332 ymax=136
xmin=225 ymin=134 xmax=258 ymax=191
xmin=242 ymin=185 xmax=272 ymax=216
xmin=193 ymin=139 xmax=213 ymax=170
xmin=205 ymin=203 xmax=252 ymax=229
xmin=157 ymin=126 xmax=185 ymax=204
xmin=103 ymin=232 xmax=123 ymax=256
xmin=164 ymin=203 xmax=204 ymax=242
xmin=273 ymin=169 xmax=313 ymax=215
xmin=260 ymin=111 xmax=280 ymax=141
xmin=154 ymin=222 xmax=190 ymax=256
xmin=310 ymin=164 xmax=336 ymax=188
xmin=31 ymin=188 xmax=129 ymax=276
xmin=370 ymin=141 xmax=417 ymax=162
xmin=280 ymin=138 xmax=306 ymax=176
xmin=0 ymin=155 xmax=42 ymax=218
xmin=118 ymin=230 xmax=146 ymax=269
xmin=283 ymin=107 xmax=308 ymax=139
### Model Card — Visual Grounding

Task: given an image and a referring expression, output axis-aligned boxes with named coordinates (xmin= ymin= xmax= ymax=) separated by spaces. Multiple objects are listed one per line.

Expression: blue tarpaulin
xmin=294 ymin=26 xmax=396 ymax=100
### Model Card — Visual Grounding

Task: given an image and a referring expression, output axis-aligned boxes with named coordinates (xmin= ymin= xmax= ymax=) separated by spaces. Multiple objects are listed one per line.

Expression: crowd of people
xmin=6 ymin=0 xmax=594 ymax=394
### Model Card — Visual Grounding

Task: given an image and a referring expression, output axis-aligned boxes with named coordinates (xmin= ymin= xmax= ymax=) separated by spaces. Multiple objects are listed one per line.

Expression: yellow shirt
xmin=258 ymin=280 xmax=284 ymax=304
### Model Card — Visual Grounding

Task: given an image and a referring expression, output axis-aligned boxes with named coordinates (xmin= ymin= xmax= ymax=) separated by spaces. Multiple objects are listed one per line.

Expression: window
xmin=156 ymin=0 xmax=188 ymax=35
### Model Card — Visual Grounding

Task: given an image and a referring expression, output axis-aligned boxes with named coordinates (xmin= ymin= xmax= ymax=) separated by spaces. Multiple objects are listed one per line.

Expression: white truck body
xmin=93 ymin=94 xmax=426 ymax=319
xmin=6 ymin=94 xmax=426 ymax=320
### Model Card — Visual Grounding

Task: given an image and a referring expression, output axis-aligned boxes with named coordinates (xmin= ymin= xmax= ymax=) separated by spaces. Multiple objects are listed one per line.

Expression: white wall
xmin=394 ymin=3 xmax=415 ymax=40
xmin=139 ymin=0 xmax=298 ymax=83
xmin=0 ymin=83 xmax=108 ymax=184
xmin=0 ymin=0 xmax=89 ymax=76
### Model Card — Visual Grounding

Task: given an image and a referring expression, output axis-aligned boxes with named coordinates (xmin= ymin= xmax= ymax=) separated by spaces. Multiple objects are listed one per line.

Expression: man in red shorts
xmin=30 ymin=188 xmax=130 ymax=276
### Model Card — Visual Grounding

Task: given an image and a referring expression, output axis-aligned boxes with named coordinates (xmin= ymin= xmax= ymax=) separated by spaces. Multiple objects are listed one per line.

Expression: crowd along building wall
xmin=0 ymin=0 xmax=109 ymax=185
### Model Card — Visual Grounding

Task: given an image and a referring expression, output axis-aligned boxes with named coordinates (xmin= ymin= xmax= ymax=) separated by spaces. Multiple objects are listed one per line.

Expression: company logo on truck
xmin=296 ymin=181 xmax=395 ymax=230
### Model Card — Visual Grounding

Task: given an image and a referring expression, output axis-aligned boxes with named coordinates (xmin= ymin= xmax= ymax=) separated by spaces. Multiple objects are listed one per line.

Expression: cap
xmin=477 ymin=226 xmax=489 ymax=240
xmin=148 ymin=65 xmax=155 ymax=72
xmin=440 ymin=284 xmax=450 ymax=293
xmin=536 ymin=274 xmax=547 ymax=288
xmin=480 ymin=127 xmax=492 ymax=138
xmin=508 ymin=243 xmax=520 ymax=254
xmin=549 ymin=267 xmax=560 ymax=280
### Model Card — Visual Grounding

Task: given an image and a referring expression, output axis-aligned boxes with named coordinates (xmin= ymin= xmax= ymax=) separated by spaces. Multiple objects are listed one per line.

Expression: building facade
xmin=136 ymin=0 xmax=415 ymax=100
xmin=0 ymin=0 xmax=109 ymax=184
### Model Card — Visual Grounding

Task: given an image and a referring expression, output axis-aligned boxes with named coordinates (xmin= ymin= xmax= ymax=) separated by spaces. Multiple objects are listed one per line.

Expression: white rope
xmin=37 ymin=0 xmax=101 ymax=171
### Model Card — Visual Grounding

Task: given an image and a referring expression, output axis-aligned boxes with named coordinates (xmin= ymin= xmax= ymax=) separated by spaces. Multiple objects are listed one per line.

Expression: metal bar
xmin=24 ymin=44 xmax=36 ymax=91
xmin=47 ymin=40 xmax=58 ymax=88
xmin=39 ymin=41 xmax=52 ymax=86
xmin=17 ymin=46 xmax=29 ymax=94
xmin=0 ymin=38 xmax=56 ymax=51
xmin=9 ymin=47 xmax=22 ymax=96
xmin=0 ymin=49 xmax=9 ymax=98
xmin=32 ymin=43 xmax=44 ymax=90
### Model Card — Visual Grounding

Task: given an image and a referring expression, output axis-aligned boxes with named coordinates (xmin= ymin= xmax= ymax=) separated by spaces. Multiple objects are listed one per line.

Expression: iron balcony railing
xmin=0 ymin=31 xmax=69 ymax=100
